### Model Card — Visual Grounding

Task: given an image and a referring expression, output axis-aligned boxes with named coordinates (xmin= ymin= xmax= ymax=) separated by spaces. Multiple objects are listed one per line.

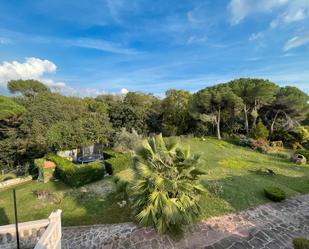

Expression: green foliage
xmin=250 ymin=120 xmax=269 ymax=140
xmin=104 ymin=149 xmax=132 ymax=174
xmin=7 ymin=79 xmax=50 ymax=97
xmin=293 ymin=238 xmax=309 ymax=249
xmin=161 ymin=89 xmax=191 ymax=136
xmin=190 ymin=84 xmax=243 ymax=139
xmin=229 ymin=78 xmax=278 ymax=133
xmin=264 ymin=186 xmax=286 ymax=202
xmin=130 ymin=134 xmax=206 ymax=233
xmin=47 ymin=155 xmax=105 ymax=187
xmin=0 ymin=96 xmax=25 ymax=120
xmin=109 ymin=92 xmax=159 ymax=134
xmin=113 ymin=128 xmax=142 ymax=152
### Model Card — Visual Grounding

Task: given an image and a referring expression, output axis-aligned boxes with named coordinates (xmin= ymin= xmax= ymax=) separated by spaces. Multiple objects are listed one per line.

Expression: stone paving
xmin=62 ymin=194 xmax=309 ymax=249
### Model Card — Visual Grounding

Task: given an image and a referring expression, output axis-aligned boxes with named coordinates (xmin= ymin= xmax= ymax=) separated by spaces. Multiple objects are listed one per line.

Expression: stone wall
xmin=0 ymin=176 xmax=32 ymax=190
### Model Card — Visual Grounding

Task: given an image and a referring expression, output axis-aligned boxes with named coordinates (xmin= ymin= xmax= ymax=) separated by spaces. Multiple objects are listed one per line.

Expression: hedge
xmin=264 ymin=186 xmax=286 ymax=202
xmin=47 ymin=155 xmax=105 ymax=187
xmin=103 ymin=149 xmax=132 ymax=174
xmin=34 ymin=158 xmax=56 ymax=183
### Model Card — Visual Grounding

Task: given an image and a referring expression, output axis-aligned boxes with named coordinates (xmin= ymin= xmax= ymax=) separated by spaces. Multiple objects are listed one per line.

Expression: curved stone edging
xmin=62 ymin=194 xmax=309 ymax=249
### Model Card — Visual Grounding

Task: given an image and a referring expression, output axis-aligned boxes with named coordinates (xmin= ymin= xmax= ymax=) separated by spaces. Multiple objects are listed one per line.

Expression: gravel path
xmin=62 ymin=194 xmax=309 ymax=249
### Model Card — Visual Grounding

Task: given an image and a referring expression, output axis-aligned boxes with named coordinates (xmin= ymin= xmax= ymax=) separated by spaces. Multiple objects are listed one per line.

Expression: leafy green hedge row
xmin=103 ymin=149 xmax=132 ymax=174
xmin=47 ymin=155 xmax=105 ymax=187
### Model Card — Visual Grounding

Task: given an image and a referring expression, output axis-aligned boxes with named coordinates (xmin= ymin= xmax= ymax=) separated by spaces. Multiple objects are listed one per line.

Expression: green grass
xmin=0 ymin=178 xmax=131 ymax=226
xmin=1 ymin=137 xmax=309 ymax=226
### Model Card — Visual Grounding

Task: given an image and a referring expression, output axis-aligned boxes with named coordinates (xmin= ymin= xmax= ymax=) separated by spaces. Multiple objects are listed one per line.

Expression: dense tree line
xmin=0 ymin=78 xmax=308 ymax=171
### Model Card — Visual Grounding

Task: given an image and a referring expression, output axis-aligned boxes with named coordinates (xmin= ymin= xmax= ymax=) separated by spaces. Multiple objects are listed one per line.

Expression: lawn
xmin=1 ymin=137 xmax=309 ymax=226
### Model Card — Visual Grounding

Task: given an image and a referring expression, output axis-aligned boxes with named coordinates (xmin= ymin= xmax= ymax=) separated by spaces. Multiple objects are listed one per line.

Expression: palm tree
xmin=129 ymin=134 xmax=206 ymax=233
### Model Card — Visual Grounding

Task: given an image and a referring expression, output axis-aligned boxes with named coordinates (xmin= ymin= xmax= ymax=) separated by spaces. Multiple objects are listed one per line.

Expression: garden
xmin=1 ymin=136 xmax=309 ymax=229
xmin=1 ymin=78 xmax=309 ymax=240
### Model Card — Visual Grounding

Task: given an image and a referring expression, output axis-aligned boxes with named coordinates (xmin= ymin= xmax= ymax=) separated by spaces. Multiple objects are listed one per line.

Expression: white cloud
xmin=228 ymin=0 xmax=289 ymax=25
xmin=72 ymin=38 xmax=141 ymax=55
xmin=229 ymin=0 xmax=309 ymax=27
xmin=120 ymin=88 xmax=129 ymax=94
xmin=0 ymin=57 xmax=60 ymax=87
xmin=283 ymin=34 xmax=309 ymax=51
xmin=187 ymin=35 xmax=208 ymax=45
xmin=249 ymin=32 xmax=264 ymax=41
xmin=271 ymin=6 xmax=309 ymax=28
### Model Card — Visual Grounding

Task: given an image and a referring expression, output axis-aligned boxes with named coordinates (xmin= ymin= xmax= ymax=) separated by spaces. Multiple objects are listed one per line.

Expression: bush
xmin=47 ymin=155 xmax=105 ymax=187
xmin=293 ymin=238 xmax=309 ymax=249
xmin=250 ymin=139 xmax=270 ymax=153
xmin=250 ymin=121 xmax=269 ymax=140
xmin=113 ymin=128 xmax=142 ymax=152
xmin=264 ymin=186 xmax=286 ymax=202
xmin=103 ymin=149 xmax=132 ymax=174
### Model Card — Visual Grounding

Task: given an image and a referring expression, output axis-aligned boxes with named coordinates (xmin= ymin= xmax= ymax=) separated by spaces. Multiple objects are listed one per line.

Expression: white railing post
xmin=48 ymin=209 xmax=62 ymax=249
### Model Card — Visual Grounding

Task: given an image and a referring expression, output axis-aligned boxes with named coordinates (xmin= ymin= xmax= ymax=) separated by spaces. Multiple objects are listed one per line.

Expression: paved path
xmin=62 ymin=194 xmax=309 ymax=249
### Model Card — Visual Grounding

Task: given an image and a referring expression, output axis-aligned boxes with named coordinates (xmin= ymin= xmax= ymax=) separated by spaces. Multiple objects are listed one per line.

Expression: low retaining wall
xmin=0 ymin=210 xmax=62 ymax=249
xmin=0 ymin=176 xmax=32 ymax=190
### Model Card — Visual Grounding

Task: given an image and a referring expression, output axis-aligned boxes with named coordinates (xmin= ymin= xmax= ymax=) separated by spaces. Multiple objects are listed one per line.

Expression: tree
xmin=7 ymin=79 xmax=50 ymax=97
xmin=130 ymin=134 xmax=205 ymax=233
xmin=0 ymin=96 xmax=25 ymax=170
xmin=161 ymin=89 xmax=191 ymax=136
xmin=229 ymin=78 xmax=277 ymax=134
xmin=250 ymin=120 xmax=269 ymax=140
xmin=190 ymin=84 xmax=243 ymax=139
xmin=265 ymin=86 xmax=309 ymax=134
xmin=109 ymin=92 xmax=159 ymax=134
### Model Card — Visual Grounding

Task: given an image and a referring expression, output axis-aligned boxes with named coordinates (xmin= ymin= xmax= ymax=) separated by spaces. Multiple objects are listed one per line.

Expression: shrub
xmin=103 ymin=149 xmax=132 ymax=174
xmin=113 ymin=128 xmax=142 ymax=152
xmin=47 ymin=155 xmax=105 ymax=187
xmin=130 ymin=134 xmax=206 ymax=234
xmin=250 ymin=139 xmax=270 ymax=153
xmin=264 ymin=186 xmax=286 ymax=202
xmin=293 ymin=238 xmax=309 ymax=249
xmin=250 ymin=121 xmax=269 ymax=140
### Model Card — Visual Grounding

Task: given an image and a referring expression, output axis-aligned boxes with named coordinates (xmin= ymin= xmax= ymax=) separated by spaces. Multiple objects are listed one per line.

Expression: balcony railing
xmin=0 ymin=209 xmax=62 ymax=249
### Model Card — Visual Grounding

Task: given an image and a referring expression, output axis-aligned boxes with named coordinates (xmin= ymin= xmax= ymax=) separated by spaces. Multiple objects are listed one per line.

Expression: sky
xmin=0 ymin=0 xmax=308 ymax=97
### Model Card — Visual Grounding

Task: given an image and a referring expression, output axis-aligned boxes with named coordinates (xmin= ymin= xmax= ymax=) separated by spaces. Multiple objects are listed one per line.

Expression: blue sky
xmin=0 ymin=0 xmax=308 ymax=96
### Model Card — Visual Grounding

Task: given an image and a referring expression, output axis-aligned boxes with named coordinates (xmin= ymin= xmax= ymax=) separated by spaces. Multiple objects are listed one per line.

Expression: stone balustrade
xmin=0 ymin=209 xmax=62 ymax=249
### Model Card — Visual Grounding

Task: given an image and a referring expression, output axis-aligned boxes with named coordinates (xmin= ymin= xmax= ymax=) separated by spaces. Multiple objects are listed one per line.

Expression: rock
xmin=293 ymin=154 xmax=307 ymax=165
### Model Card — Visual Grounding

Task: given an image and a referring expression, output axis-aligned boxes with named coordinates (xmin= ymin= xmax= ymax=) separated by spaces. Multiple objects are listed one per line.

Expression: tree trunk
xmin=252 ymin=99 xmax=258 ymax=128
xmin=270 ymin=111 xmax=279 ymax=135
xmin=216 ymin=108 xmax=221 ymax=140
xmin=244 ymin=105 xmax=249 ymax=134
